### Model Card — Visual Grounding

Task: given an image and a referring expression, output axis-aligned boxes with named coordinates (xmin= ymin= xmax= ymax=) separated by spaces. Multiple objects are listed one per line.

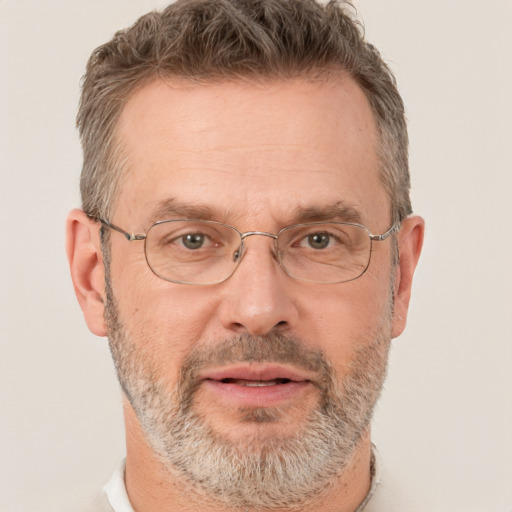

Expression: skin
xmin=67 ymin=76 xmax=424 ymax=512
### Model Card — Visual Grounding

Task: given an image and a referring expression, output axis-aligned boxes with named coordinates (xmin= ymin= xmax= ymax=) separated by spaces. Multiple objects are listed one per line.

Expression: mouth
xmin=200 ymin=365 xmax=314 ymax=407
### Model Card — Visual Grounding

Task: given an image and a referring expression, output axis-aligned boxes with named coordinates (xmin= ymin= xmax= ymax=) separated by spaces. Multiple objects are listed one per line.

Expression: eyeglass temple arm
xmin=369 ymin=221 xmax=401 ymax=242
xmin=88 ymin=216 xmax=146 ymax=242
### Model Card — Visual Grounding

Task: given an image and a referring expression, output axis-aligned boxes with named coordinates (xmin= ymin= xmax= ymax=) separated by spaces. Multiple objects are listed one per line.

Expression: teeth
xmin=243 ymin=380 xmax=277 ymax=387
xmin=219 ymin=378 xmax=292 ymax=386
xmin=222 ymin=378 xmax=279 ymax=386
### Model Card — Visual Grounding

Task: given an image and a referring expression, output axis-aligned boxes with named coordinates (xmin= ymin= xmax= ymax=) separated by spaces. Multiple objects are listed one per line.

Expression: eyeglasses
xmin=92 ymin=217 xmax=400 ymax=285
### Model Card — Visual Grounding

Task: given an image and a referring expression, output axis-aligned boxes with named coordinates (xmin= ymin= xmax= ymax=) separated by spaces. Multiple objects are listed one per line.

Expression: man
xmin=66 ymin=0 xmax=424 ymax=511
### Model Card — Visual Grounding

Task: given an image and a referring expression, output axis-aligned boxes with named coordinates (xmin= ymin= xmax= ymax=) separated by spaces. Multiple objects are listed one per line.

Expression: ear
xmin=391 ymin=215 xmax=425 ymax=338
xmin=66 ymin=209 xmax=107 ymax=337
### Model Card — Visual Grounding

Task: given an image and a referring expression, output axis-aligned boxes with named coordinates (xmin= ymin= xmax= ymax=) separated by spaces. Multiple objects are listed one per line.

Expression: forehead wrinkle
xmin=170 ymin=142 xmax=324 ymax=153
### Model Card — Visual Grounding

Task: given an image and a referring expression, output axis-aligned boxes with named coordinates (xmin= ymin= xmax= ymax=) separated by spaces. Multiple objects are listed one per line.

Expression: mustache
xmin=176 ymin=333 xmax=334 ymax=390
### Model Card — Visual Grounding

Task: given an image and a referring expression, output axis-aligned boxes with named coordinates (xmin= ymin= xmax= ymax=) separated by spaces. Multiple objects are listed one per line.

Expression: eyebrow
xmin=148 ymin=198 xmax=217 ymax=225
xmin=293 ymin=201 xmax=363 ymax=225
xmin=147 ymin=198 xmax=364 ymax=227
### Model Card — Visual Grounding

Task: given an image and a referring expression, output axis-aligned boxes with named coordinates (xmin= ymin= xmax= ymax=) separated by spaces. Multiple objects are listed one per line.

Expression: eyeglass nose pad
xmin=232 ymin=242 xmax=244 ymax=262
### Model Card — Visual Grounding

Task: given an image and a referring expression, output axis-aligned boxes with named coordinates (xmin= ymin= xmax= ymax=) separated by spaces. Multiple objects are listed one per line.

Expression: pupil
xmin=183 ymin=233 xmax=204 ymax=249
xmin=308 ymin=233 xmax=329 ymax=249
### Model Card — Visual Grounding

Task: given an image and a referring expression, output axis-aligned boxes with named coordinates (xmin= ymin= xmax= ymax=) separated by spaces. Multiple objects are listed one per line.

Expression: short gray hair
xmin=77 ymin=0 xmax=412 ymax=222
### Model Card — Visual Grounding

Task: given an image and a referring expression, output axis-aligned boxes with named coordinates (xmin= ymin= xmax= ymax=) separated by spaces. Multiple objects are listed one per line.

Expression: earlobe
xmin=66 ymin=209 xmax=107 ymax=337
xmin=391 ymin=215 xmax=425 ymax=338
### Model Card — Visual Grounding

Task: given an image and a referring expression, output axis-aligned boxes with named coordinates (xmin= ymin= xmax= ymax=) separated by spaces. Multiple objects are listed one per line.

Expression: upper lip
xmin=200 ymin=364 xmax=315 ymax=383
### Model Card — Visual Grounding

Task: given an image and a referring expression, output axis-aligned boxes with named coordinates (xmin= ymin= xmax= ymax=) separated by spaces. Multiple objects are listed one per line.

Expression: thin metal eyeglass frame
xmin=90 ymin=216 xmax=401 ymax=285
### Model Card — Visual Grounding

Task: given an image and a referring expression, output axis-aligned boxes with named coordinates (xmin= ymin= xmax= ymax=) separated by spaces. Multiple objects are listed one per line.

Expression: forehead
xmin=114 ymin=77 xmax=388 ymax=229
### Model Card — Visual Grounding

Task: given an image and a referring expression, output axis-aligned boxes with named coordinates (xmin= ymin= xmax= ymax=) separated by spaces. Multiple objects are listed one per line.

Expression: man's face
xmin=102 ymin=77 xmax=397 ymax=506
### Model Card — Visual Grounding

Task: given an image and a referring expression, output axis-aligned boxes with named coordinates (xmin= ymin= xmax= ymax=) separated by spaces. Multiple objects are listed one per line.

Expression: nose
xmin=217 ymin=235 xmax=299 ymax=336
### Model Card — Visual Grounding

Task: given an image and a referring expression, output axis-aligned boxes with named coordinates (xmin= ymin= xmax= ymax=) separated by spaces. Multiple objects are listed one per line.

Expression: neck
xmin=123 ymin=401 xmax=373 ymax=512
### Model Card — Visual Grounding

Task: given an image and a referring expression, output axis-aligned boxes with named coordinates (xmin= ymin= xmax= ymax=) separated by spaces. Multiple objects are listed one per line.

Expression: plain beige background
xmin=1 ymin=0 xmax=511 ymax=510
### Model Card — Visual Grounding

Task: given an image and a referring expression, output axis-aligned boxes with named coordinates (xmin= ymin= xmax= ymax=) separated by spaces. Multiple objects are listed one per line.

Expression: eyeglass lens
xmin=144 ymin=220 xmax=372 ymax=285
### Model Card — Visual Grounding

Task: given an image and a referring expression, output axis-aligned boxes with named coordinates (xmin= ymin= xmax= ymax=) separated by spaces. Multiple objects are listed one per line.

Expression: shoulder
xmin=80 ymin=492 xmax=114 ymax=512
xmin=362 ymin=446 xmax=419 ymax=512
xmin=364 ymin=462 xmax=419 ymax=512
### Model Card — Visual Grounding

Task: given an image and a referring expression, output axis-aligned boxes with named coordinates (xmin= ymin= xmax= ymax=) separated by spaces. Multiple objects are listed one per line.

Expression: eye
xmin=301 ymin=232 xmax=335 ymax=250
xmin=177 ymin=232 xmax=214 ymax=250
xmin=180 ymin=232 xmax=207 ymax=250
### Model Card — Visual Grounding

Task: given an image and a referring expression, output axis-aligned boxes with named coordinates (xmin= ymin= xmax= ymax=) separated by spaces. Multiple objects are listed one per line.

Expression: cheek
xmin=304 ymin=268 xmax=393 ymax=367
xmin=112 ymin=262 xmax=221 ymax=370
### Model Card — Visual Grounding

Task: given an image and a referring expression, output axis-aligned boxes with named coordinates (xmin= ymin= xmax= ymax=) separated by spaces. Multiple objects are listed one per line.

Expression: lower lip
xmin=203 ymin=379 xmax=311 ymax=407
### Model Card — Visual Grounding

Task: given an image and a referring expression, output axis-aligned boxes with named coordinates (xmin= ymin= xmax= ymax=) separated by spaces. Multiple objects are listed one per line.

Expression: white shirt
xmin=104 ymin=459 xmax=134 ymax=512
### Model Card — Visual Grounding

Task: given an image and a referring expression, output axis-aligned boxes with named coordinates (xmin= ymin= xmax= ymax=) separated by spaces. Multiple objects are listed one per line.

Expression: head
xmin=67 ymin=1 xmax=423 ymax=510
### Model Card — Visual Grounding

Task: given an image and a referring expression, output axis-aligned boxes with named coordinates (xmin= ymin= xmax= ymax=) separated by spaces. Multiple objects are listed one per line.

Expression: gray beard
xmin=104 ymin=277 xmax=392 ymax=510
